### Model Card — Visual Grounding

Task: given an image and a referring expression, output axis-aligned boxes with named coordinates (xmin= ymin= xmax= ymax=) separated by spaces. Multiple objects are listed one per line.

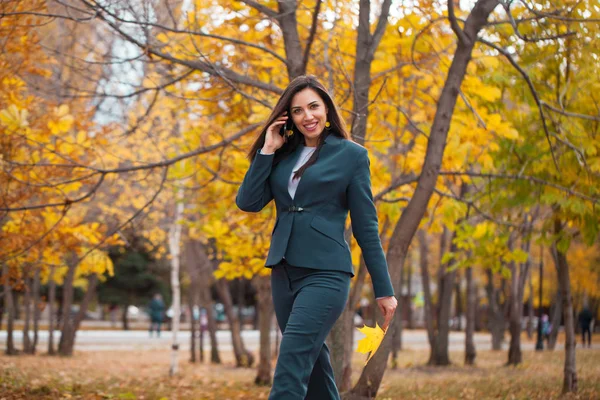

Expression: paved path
xmin=1 ymin=329 xmax=590 ymax=352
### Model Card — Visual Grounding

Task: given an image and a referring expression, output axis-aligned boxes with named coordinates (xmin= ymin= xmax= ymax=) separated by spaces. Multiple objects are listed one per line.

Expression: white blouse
xmin=259 ymin=145 xmax=316 ymax=199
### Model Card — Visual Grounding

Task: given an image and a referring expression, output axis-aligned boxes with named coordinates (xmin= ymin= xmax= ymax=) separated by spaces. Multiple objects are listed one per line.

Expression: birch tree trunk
xmin=168 ymin=197 xmax=184 ymax=376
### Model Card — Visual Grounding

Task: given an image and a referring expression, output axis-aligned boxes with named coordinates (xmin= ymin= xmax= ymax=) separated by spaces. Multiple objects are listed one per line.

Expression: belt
xmin=281 ymin=206 xmax=308 ymax=212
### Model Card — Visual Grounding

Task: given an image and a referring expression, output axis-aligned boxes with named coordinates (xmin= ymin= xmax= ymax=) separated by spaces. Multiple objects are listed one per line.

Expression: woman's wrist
xmin=261 ymin=146 xmax=276 ymax=154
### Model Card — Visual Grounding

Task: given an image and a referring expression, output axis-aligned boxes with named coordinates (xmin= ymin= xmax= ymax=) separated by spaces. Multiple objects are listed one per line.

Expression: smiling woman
xmin=236 ymin=75 xmax=397 ymax=400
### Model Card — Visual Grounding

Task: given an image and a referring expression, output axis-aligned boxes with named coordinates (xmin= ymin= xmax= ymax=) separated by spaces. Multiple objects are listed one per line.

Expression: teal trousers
xmin=269 ymin=260 xmax=351 ymax=400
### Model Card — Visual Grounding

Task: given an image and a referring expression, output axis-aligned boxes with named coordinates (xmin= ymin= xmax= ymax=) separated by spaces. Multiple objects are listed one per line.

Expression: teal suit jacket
xmin=236 ymin=134 xmax=394 ymax=298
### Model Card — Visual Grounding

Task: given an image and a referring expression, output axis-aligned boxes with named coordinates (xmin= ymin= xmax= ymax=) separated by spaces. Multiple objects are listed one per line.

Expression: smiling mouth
xmin=304 ymin=122 xmax=318 ymax=131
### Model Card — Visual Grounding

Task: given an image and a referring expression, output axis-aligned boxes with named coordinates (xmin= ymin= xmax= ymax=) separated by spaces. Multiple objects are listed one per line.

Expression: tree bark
xmin=188 ymin=287 xmax=197 ymax=363
xmin=429 ymin=235 xmax=458 ymax=366
xmin=48 ymin=266 xmax=56 ymax=355
xmin=486 ymin=270 xmax=505 ymax=351
xmin=406 ymin=257 xmax=414 ymax=329
xmin=391 ymin=250 xmax=406 ymax=368
xmin=22 ymin=267 xmax=32 ymax=354
xmin=121 ymin=304 xmax=129 ymax=331
xmin=3 ymin=263 xmax=17 ymax=355
xmin=58 ymin=259 xmax=76 ymax=356
xmin=418 ymin=230 xmax=435 ymax=348
xmin=465 ymin=266 xmax=476 ymax=365
xmin=553 ymin=218 xmax=577 ymax=393
xmin=547 ymin=290 xmax=562 ymax=350
xmin=507 ymin=220 xmax=534 ymax=366
xmin=526 ymin=269 xmax=534 ymax=339
xmin=32 ymin=268 xmax=41 ymax=354
xmin=253 ymin=276 xmax=273 ymax=386
xmin=205 ymin=296 xmax=221 ymax=364
xmin=59 ymin=274 xmax=98 ymax=356
xmin=455 ymin=270 xmax=463 ymax=331
xmin=215 ymin=278 xmax=255 ymax=367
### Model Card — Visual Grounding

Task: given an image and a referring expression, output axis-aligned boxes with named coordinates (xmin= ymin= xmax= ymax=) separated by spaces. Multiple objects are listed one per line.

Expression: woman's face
xmin=290 ymin=88 xmax=329 ymax=145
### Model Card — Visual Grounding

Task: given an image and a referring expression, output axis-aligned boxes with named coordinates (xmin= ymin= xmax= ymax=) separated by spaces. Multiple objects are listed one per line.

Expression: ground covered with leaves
xmin=1 ymin=347 xmax=598 ymax=399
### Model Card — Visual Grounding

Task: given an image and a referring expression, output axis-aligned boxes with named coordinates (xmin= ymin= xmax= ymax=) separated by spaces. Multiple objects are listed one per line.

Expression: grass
xmin=0 ymin=347 xmax=598 ymax=399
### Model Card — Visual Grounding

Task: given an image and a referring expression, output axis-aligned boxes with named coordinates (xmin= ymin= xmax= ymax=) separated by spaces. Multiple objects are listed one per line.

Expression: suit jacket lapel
xmin=294 ymin=134 xmax=342 ymax=202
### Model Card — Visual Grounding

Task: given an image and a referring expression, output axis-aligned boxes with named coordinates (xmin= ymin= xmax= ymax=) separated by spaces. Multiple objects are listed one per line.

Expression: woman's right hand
xmin=263 ymin=112 xmax=289 ymax=153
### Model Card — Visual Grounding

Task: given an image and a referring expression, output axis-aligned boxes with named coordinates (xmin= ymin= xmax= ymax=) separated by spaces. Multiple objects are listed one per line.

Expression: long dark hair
xmin=247 ymin=75 xmax=349 ymax=178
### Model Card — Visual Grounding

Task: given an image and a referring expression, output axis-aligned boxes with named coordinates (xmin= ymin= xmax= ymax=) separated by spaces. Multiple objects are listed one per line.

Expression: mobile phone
xmin=279 ymin=117 xmax=291 ymax=136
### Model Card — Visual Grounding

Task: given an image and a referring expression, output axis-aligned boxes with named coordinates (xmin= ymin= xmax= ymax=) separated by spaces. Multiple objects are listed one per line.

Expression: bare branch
xmin=518 ymin=0 xmax=600 ymax=23
xmin=502 ymin=2 xmax=577 ymax=42
xmin=542 ymin=101 xmax=600 ymax=121
xmin=449 ymin=0 xmax=469 ymax=44
xmin=367 ymin=0 xmax=392 ymax=61
xmin=84 ymin=1 xmax=283 ymax=95
xmin=237 ymin=0 xmax=279 ymax=20
xmin=302 ymin=0 xmax=322 ymax=73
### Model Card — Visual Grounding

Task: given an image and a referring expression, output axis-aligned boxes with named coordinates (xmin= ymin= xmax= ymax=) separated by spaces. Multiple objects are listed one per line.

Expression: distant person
xmin=578 ymin=306 xmax=593 ymax=348
xmin=148 ymin=293 xmax=165 ymax=338
xmin=541 ymin=313 xmax=551 ymax=344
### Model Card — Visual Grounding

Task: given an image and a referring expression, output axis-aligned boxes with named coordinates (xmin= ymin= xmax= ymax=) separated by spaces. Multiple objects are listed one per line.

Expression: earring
xmin=325 ymin=121 xmax=331 ymax=129
xmin=286 ymin=127 xmax=294 ymax=137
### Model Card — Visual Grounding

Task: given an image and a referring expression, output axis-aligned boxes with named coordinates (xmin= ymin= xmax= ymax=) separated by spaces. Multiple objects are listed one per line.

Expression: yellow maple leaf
xmin=356 ymin=323 xmax=386 ymax=365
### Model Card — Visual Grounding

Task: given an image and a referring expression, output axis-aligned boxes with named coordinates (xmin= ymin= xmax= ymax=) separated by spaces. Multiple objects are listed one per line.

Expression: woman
xmin=236 ymin=75 xmax=397 ymax=399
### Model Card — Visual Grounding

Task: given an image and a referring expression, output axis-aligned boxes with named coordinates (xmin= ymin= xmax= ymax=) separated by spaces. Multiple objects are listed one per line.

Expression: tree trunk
xmin=553 ymin=218 xmax=577 ymax=393
xmin=465 ymin=266 xmax=476 ymax=365
xmin=205 ymin=297 xmax=221 ymax=364
xmin=507 ymin=258 xmax=522 ymax=365
xmin=406 ymin=257 xmax=414 ymax=329
xmin=22 ymin=267 xmax=32 ymax=354
xmin=455 ymin=271 xmax=463 ymax=331
xmin=48 ymin=267 xmax=57 ymax=355
xmin=418 ymin=230 xmax=435 ymax=348
xmin=215 ymin=279 xmax=254 ymax=367
xmin=548 ymin=290 xmax=562 ymax=350
xmin=253 ymin=276 xmax=273 ymax=386
xmin=0 ymin=294 xmax=4 ymax=332
xmin=189 ymin=288 xmax=197 ymax=363
xmin=59 ymin=274 xmax=98 ymax=356
xmin=58 ymin=260 xmax=76 ymax=356
xmin=391 ymin=250 xmax=405 ymax=368
xmin=121 ymin=305 xmax=129 ymax=330
xmin=526 ymin=269 xmax=534 ymax=339
xmin=507 ymin=224 xmax=533 ymax=366
xmin=429 ymin=236 xmax=457 ymax=366
xmin=486 ymin=270 xmax=505 ymax=351
xmin=3 ymin=263 xmax=17 ymax=355
xmin=32 ymin=268 xmax=41 ymax=354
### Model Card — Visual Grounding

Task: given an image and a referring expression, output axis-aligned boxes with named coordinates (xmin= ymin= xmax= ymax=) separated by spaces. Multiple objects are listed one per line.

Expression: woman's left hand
xmin=376 ymin=296 xmax=398 ymax=332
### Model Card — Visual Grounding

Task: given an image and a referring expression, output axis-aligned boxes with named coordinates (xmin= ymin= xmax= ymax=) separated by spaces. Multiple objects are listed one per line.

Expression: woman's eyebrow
xmin=291 ymin=101 xmax=319 ymax=110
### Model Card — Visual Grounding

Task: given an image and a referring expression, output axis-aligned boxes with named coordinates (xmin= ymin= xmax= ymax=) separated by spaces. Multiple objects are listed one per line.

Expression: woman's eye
xmin=311 ymin=104 xmax=319 ymax=109
xmin=292 ymin=109 xmax=301 ymax=114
